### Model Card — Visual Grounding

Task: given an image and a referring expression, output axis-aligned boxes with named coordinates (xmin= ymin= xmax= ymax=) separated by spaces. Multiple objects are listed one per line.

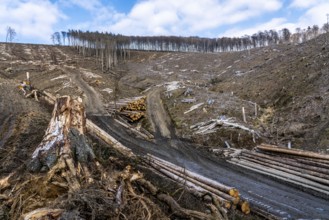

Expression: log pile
xmin=106 ymin=96 xmax=146 ymax=122
xmin=144 ymin=154 xmax=250 ymax=215
xmin=229 ymin=144 xmax=329 ymax=197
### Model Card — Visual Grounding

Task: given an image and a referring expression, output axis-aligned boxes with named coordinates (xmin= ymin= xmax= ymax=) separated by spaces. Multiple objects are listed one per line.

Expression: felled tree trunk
xmin=29 ymin=96 xmax=95 ymax=191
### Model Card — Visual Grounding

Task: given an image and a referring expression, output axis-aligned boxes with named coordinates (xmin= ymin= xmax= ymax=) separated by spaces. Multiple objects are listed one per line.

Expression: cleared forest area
xmin=1 ymin=31 xmax=329 ymax=219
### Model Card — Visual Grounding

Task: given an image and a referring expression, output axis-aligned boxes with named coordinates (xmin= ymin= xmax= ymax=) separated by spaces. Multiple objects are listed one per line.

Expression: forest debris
xmin=82 ymin=70 xmax=102 ymax=78
xmin=191 ymin=117 xmax=259 ymax=139
xmin=23 ymin=208 xmax=64 ymax=220
xmin=184 ymin=102 xmax=204 ymax=114
xmin=102 ymin=88 xmax=113 ymax=94
xmin=181 ymin=98 xmax=196 ymax=103
xmin=256 ymin=144 xmax=329 ymax=160
xmin=0 ymin=173 xmax=13 ymax=190
xmin=165 ymin=81 xmax=184 ymax=91
xmin=86 ymin=119 xmax=135 ymax=158
xmin=114 ymin=118 xmax=154 ymax=139
xmin=51 ymin=75 xmax=68 ymax=81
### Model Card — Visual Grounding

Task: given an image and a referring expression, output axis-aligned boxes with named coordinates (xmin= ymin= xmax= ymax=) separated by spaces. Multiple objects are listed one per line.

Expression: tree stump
xmin=29 ymin=96 xmax=95 ymax=190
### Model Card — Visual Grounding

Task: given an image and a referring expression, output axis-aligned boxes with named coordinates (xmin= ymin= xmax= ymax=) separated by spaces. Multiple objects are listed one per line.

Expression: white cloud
xmin=222 ymin=18 xmax=296 ymax=37
xmin=297 ymin=2 xmax=329 ymax=28
xmin=223 ymin=1 xmax=329 ymax=38
xmin=289 ymin=0 xmax=316 ymax=9
xmin=109 ymin=0 xmax=283 ymax=36
xmin=0 ymin=0 xmax=64 ymax=43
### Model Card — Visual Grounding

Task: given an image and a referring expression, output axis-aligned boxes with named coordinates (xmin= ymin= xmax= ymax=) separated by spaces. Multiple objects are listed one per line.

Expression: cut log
xmin=147 ymin=156 xmax=239 ymax=205
xmin=86 ymin=119 xmax=135 ymax=158
xmin=148 ymin=160 xmax=232 ymax=209
xmin=241 ymin=151 xmax=329 ymax=176
xmin=239 ymin=155 xmax=329 ymax=185
xmin=229 ymin=158 xmax=329 ymax=193
xmin=157 ymin=163 xmax=231 ymax=208
xmin=148 ymin=155 xmax=239 ymax=198
xmin=256 ymin=144 xmax=329 ymax=161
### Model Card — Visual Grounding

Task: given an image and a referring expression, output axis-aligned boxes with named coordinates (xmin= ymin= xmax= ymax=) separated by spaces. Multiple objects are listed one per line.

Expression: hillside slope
xmin=119 ymin=33 xmax=329 ymax=152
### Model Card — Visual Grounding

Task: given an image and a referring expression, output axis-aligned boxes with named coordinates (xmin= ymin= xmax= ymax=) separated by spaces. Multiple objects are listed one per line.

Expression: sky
xmin=1 ymin=0 xmax=329 ymax=44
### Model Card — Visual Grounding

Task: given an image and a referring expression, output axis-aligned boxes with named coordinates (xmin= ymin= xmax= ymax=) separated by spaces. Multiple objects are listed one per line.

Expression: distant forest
xmin=51 ymin=23 xmax=329 ymax=68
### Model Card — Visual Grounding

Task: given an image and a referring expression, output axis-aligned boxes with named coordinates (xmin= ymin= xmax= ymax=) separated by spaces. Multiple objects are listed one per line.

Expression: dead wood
xmin=241 ymin=151 xmax=329 ymax=176
xmin=22 ymin=208 xmax=64 ymax=220
xmin=239 ymin=155 xmax=329 ymax=186
xmin=148 ymin=160 xmax=232 ymax=209
xmin=148 ymin=155 xmax=239 ymax=198
xmin=257 ymin=144 xmax=329 ymax=161
xmin=229 ymin=158 xmax=329 ymax=193
xmin=137 ymin=178 xmax=223 ymax=220
xmin=150 ymin=158 xmax=239 ymax=205
xmin=86 ymin=119 xmax=135 ymax=157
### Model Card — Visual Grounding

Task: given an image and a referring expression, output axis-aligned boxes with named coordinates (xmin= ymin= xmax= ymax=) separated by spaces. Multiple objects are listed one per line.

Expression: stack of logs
xmin=229 ymin=144 xmax=329 ymax=196
xmin=145 ymin=154 xmax=250 ymax=215
xmin=106 ymin=96 xmax=146 ymax=122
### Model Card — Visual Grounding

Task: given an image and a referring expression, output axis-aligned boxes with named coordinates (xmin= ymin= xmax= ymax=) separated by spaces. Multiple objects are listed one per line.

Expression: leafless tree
xmin=6 ymin=26 xmax=16 ymax=43
xmin=51 ymin=32 xmax=62 ymax=45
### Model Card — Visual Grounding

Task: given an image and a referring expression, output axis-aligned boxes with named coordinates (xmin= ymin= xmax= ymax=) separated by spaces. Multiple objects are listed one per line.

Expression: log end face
xmin=240 ymin=201 xmax=250 ymax=215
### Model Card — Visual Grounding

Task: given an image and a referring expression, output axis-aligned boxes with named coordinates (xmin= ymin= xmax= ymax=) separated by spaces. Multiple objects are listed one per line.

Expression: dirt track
xmin=147 ymin=87 xmax=175 ymax=139
xmin=1 ymin=42 xmax=329 ymax=219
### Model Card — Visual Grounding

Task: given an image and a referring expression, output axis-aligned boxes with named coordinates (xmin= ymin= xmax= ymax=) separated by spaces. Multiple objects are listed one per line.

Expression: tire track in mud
xmin=146 ymin=87 xmax=175 ymax=139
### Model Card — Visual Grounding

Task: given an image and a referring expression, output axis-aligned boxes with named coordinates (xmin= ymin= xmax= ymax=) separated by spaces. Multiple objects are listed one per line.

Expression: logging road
xmin=74 ymin=74 xmax=329 ymax=219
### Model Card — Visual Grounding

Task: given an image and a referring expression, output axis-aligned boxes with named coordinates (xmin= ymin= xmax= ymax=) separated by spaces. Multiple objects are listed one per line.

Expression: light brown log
xmin=229 ymin=158 xmax=329 ymax=195
xmin=148 ymin=158 xmax=239 ymax=205
xmin=114 ymin=118 xmax=150 ymax=140
xmin=295 ymin=158 xmax=329 ymax=170
xmin=257 ymin=144 xmax=329 ymax=161
xmin=239 ymin=200 xmax=250 ymax=215
xmin=238 ymin=156 xmax=329 ymax=186
xmin=86 ymin=119 xmax=135 ymax=158
xmin=259 ymin=151 xmax=329 ymax=166
xmin=150 ymin=163 xmax=232 ymax=209
xmin=148 ymin=155 xmax=239 ymax=198
xmin=241 ymin=151 xmax=329 ymax=177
